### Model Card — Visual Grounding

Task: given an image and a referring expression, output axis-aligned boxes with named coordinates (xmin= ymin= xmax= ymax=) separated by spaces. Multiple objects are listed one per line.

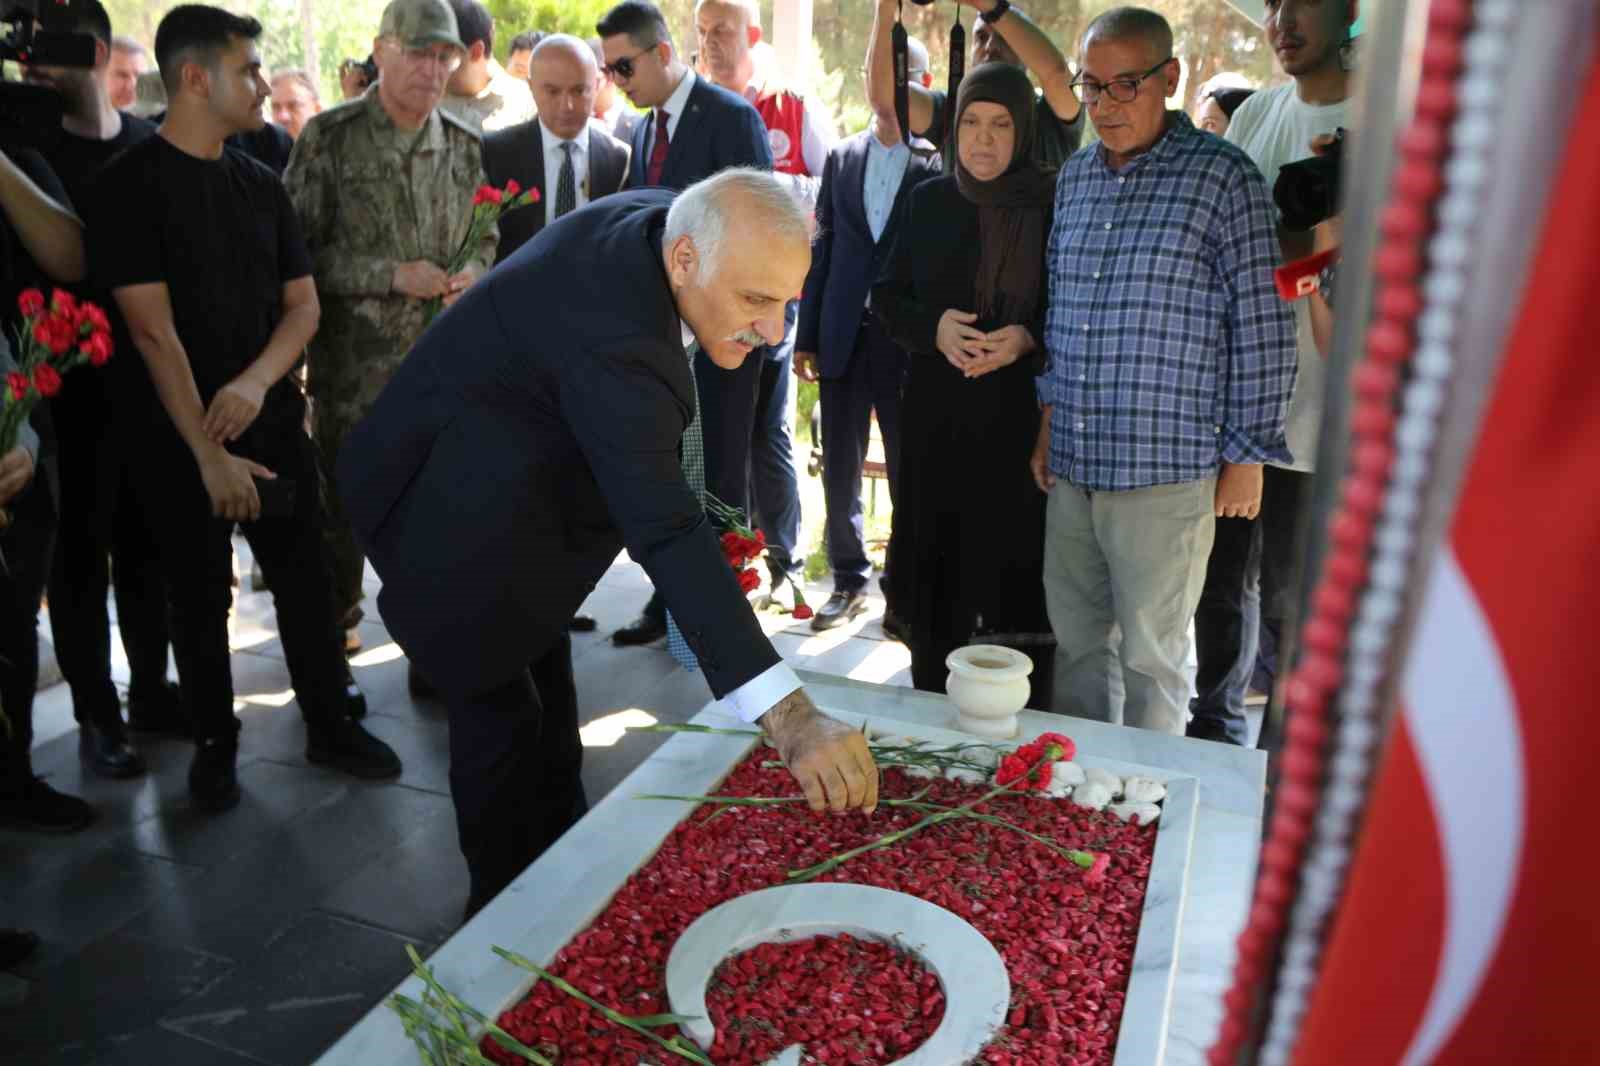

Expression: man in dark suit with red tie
xmin=337 ymin=172 xmax=877 ymax=916
xmin=597 ymin=0 xmax=775 ymax=647
xmin=482 ymin=34 xmax=632 ymax=263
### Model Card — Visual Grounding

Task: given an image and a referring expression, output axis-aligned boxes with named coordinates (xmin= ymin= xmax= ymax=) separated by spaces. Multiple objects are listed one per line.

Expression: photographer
xmin=1188 ymin=0 xmax=1357 ymax=746
xmin=26 ymin=0 xmax=180 ymax=778
xmin=0 ymin=145 xmax=94 ymax=835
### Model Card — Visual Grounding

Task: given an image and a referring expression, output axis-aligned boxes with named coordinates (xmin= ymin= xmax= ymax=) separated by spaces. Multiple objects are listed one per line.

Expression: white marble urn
xmin=945 ymin=644 xmax=1031 ymax=739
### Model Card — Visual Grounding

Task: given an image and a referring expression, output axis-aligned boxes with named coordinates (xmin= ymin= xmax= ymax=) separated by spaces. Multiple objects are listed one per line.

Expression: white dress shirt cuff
xmin=719 ymin=661 xmax=803 ymax=724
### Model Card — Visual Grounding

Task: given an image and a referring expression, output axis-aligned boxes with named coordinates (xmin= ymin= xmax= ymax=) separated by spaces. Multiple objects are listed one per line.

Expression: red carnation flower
xmin=995 ymin=754 xmax=1028 ymax=788
xmin=504 ymin=179 xmax=521 ymax=198
xmin=720 ymin=530 xmax=747 ymax=564
xmin=49 ymin=289 xmax=77 ymax=317
xmin=32 ymin=364 xmax=61 ymax=398
xmin=473 ymin=185 xmax=503 ymax=206
xmin=793 ymin=604 xmax=814 ymax=621
xmin=737 ymin=567 xmax=761 ymax=594
xmin=33 ymin=316 xmax=74 ymax=357
xmin=1085 ymin=852 xmax=1111 ymax=886
xmin=17 ymin=289 xmax=45 ymax=317
xmin=74 ymin=301 xmax=111 ymax=336
xmin=1035 ymin=731 xmax=1076 ymax=762
xmin=7 ymin=371 xmax=29 ymax=400
xmin=80 ymin=331 xmax=114 ymax=367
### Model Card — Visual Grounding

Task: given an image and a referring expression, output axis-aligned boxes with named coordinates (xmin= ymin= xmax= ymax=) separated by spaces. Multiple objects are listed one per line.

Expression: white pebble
xmin=1107 ymin=801 xmax=1162 ymax=825
xmin=1071 ymin=781 xmax=1115 ymax=811
xmin=961 ymin=745 xmax=1000 ymax=769
xmin=899 ymin=763 xmax=939 ymax=781
xmin=1051 ymin=761 xmax=1087 ymax=788
xmin=1084 ymin=767 xmax=1122 ymax=796
xmin=1122 ymin=777 xmax=1167 ymax=803
xmin=944 ymin=766 xmax=987 ymax=786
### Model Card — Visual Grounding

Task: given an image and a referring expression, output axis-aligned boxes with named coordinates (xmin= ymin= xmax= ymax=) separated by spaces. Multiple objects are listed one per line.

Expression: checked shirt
xmin=1038 ymin=112 xmax=1297 ymax=492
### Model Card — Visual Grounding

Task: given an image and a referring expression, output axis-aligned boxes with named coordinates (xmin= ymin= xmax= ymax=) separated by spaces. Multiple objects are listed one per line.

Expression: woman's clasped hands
xmin=937 ymin=309 xmax=1036 ymax=379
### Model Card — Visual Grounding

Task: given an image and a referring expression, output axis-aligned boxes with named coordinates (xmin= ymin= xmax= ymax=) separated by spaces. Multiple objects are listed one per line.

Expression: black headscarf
xmin=953 ymin=63 xmax=1058 ymax=325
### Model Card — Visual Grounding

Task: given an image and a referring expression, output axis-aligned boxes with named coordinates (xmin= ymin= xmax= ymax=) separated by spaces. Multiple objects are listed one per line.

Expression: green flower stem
xmin=627 ymin=723 xmax=763 ymax=738
xmin=393 ymin=945 xmax=556 ymax=1065
xmin=493 ymin=947 xmax=712 ymax=1066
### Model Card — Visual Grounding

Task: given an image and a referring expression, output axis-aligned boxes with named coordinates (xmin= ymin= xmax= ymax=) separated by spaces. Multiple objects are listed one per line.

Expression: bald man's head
xmin=531 ymin=33 xmax=598 ymax=141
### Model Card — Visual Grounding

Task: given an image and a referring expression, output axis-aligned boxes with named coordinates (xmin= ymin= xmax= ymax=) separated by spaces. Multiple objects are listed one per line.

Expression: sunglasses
xmin=601 ymin=45 xmax=656 ymax=81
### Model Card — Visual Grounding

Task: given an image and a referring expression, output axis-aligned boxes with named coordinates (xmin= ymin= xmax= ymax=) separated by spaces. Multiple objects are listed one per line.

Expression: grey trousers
xmin=1043 ymin=477 xmax=1217 ymax=735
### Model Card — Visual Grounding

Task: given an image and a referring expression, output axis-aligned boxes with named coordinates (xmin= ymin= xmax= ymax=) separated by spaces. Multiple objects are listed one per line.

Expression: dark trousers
xmin=128 ymin=416 xmax=350 ymax=744
xmin=0 ymin=481 xmax=56 ymax=793
xmin=819 ymin=315 xmax=907 ymax=593
xmin=47 ymin=439 xmax=171 ymax=727
xmin=694 ymin=304 xmax=802 ymax=575
xmin=1192 ymin=466 xmax=1311 ymax=742
xmin=446 ymin=631 xmax=587 ymax=914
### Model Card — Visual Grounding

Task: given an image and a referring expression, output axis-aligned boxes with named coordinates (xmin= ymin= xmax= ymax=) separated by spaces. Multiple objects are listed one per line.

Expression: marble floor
xmin=0 ymin=541 xmax=912 ymax=1066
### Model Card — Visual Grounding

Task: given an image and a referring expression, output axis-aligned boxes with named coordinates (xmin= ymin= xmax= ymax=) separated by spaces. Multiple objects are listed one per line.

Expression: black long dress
xmin=872 ymin=175 xmax=1056 ymax=706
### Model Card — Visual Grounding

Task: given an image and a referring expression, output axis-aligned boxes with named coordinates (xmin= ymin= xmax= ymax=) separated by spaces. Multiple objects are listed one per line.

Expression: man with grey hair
xmin=106 ymin=35 xmax=147 ymax=110
xmin=338 ymin=171 xmax=879 ymax=916
xmin=1035 ymin=6 xmax=1296 ymax=735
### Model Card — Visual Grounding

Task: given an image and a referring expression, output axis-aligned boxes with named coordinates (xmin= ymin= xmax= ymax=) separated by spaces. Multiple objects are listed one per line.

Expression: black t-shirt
xmin=39 ymin=111 xmax=157 ymax=213
xmin=926 ymin=91 xmax=1086 ymax=170
xmin=228 ymin=122 xmax=295 ymax=176
xmin=88 ymin=135 xmax=313 ymax=431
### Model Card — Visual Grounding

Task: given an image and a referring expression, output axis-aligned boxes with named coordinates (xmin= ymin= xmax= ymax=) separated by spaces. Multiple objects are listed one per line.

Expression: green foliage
xmin=481 ymin=0 xmax=616 ymax=58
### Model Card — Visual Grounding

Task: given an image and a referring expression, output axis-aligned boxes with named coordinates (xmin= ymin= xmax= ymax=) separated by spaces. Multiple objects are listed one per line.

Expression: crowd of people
xmin=0 ymin=0 xmax=1355 ymax=934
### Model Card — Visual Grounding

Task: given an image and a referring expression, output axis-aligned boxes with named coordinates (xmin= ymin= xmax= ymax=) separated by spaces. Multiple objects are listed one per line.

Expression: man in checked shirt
xmin=1030 ymin=6 xmax=1297 ymax=736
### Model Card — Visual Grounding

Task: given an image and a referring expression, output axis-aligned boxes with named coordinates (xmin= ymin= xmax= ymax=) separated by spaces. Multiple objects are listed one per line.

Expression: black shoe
xmin=810 ymin=588 xmax=868 ymax=632
xmin=306 ymin=717 xmax=402 ymax=780
xmin=189 ymin=737 xmax=241 ymax=813
xmin=407 ymin=662 xmax=439 ymax=701
xmin=612 ymin=604 xmax=667 ymax=646
xmin=78 ymin=720 xmax=146 ymax=779
xmin=344 ymin=671 xmax=368 ymax=720
xmin=1185 ymin=717 xmax=1245 ymax=746
xmin=567 ymin=614 xmax=598 ymax=633
xmin=126 ymin=680 xmax=189 ymax=737
xmin=0 ymin=777 xmax=95 ymax=833
xmin=880 ymin=608 xmax=911 ymax=644
xmin=0 ymin=929 xmax=40 ymax=970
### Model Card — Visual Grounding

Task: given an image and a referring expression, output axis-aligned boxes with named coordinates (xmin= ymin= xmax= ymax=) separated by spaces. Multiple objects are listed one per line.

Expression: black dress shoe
xmin=810 ymin=588 xmax=868 ymax=632
xmin=307 ymin=716 xmax=402 ymax=780
xmin=567 ymin=614 xmax=598 ymax=633
xmin=880 ymin=608 xmax=911 ymax=644
xmin=612 ymin=609 xmax=667 ymax=646
xmin=1185 ymin=717 xmax=1245 ymax=746
xmin=78 ymin=721 xmax=146 ymax=779
xmin=0 ymin=928 xmax=40 ymax=970
xmin=344 ymin=670 xmax=368 ymax=720
xmin=189 ymin=736 xmax=240 ymax=813
xmin=126 ymin=680 xmax=189 ymax=736
xmin=0 ymin=777 xmax=94 ymax=833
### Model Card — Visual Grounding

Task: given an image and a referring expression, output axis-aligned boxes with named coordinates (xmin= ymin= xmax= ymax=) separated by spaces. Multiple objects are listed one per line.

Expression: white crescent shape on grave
xmin=1397 ymin=550 xmax=1526 ymax=1066
xmin=663 ymin=883 xmax=1011 ymax=1064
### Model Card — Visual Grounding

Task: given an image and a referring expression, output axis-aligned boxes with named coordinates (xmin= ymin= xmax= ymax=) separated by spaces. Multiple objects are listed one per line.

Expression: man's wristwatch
xmin=981 ymin=0 xmax=1012 ymax=23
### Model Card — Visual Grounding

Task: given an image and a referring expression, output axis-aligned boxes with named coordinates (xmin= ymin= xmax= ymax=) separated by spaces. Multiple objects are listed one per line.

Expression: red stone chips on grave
xmin=485 ymin=745 xmax=1158 ymax=1065
xmin=705 ymin=933 xmax=945 ymax=1062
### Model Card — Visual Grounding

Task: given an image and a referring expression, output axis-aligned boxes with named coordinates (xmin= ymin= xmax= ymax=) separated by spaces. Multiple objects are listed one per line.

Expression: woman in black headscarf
xmin=872 ymin=62 xmax=1058 ymax=705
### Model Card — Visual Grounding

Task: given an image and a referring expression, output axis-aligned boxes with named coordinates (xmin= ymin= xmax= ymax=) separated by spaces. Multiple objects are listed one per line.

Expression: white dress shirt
xmin=539 ymin=119 xmax=590 ymax=228
xmin=676 ymin=316 xmax=803 ymax=723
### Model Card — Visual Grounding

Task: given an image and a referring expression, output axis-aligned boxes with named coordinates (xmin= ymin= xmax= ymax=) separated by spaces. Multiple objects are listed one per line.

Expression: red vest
xmin=755 ymin=89 xmax=810 ymax=176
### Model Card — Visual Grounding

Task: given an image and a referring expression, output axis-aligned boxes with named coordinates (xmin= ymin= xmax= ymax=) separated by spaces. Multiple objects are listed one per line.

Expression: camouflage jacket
xmin=284 ymin=88 xmax=497 ymax=408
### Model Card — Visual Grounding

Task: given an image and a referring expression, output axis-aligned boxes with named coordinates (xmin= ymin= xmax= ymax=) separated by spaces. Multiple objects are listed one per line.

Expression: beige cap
xmin=379 ymin=0 xmax=465 ymax=51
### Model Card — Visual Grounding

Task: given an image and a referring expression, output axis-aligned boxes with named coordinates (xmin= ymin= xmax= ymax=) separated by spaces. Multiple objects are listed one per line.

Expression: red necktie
xmin=645 ymin=108 xmax=671 ymax=186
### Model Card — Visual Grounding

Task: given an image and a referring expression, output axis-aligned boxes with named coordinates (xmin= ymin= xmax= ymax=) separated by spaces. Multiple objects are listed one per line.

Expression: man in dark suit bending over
xmin=338 ymin=170 xmax=878 ymax=915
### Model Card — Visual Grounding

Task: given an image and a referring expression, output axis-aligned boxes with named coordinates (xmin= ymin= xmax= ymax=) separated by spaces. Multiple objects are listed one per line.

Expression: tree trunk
xmin=299 ymin=0 xmax=318 ymax=80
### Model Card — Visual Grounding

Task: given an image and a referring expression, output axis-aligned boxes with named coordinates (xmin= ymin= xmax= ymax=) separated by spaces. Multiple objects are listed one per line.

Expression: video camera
xmin=1274 ymin=128 xmax=1345 ymax=232
xmin=1 ymin=0 xmax=100 ymax=149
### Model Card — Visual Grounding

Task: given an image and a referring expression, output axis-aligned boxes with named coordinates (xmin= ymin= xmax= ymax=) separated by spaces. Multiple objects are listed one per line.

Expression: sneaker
xmin=127 ymin=680 xmax=190 ymax=736
xmin=306 ymin=717 xmax=402 ymax=780
xmin=189 ymin=737 xmax=241 ymax=813
xmin=0 ymin=777 xmax=95 ymax=833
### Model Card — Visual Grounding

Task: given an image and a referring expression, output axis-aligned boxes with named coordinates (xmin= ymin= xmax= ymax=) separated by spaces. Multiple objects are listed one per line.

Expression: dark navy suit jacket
xmin=336 ymin=190 xmax=781 ymax=696
xmin=797 ymin=131 xmax=939 ymax=379
xmin=626 ymin=75 xmax=773 ymax=189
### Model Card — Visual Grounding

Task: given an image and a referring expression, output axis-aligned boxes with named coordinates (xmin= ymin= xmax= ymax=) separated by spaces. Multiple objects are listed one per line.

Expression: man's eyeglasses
xmin=388 ymin=40 xmax=463 ymax=74
xmin=1070 ymin=58 xmax=1173 ymax=105
xmin=601 ymin=45 xmax=656 ymax=81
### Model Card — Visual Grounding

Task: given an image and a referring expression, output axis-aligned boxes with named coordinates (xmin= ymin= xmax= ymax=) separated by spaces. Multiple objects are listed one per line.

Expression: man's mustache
xmin=729 ymin=329 xmax=764 ymax=347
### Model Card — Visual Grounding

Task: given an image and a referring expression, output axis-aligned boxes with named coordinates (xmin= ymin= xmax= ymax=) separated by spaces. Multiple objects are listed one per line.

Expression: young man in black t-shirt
xmin=92 ymin=5 xmax=401 ymax=812
xmin=25 ymin=0 xmax=177 ymax=780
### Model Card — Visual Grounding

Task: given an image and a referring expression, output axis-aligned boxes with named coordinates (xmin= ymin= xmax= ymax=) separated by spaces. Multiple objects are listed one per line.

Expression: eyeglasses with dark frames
xmin=1070 ymin=57 xmax=1174 ymax=105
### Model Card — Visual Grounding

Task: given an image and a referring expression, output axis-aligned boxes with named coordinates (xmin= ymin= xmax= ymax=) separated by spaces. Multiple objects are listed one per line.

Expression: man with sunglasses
xmin=866 ymin=0 xmax=1084 ymax=168
xmin=284 ymin=0 xmax=497 ymax=675
xmin=1033 ymin=7 xmax=1297 ymax=736
xmin=596 ymin=0 xmax=774 ymax=649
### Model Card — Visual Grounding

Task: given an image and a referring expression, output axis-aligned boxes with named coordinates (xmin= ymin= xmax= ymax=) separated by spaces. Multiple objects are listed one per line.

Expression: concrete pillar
xmin=771 ymin=0 xmax=815 ymax=94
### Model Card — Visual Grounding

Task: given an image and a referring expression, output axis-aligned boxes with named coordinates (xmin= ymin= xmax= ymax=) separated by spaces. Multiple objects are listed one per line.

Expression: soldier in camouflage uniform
xmin=285 ymin=0 xmax=497 ymax=651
